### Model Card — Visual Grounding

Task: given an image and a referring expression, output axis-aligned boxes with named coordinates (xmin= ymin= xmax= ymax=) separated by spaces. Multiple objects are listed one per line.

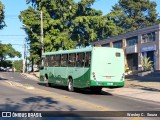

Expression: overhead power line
xmin=0 ymin=35 xmax=25 ymax=36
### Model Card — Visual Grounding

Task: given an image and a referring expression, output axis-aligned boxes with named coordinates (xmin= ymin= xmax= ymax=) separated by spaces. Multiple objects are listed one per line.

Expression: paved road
xmin=0 ymin=72 xmax=160 ymax=120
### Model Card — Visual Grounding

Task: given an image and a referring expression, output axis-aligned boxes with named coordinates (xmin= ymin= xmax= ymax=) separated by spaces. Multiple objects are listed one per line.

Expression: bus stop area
xmin=22 ymin=72 xmax=160 ymax=103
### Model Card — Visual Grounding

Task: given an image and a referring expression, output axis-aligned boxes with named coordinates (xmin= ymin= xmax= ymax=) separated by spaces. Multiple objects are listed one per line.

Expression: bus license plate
xmin=106 ymin=76 xmax=111 ymax=79
xmin=107 ymin=83 xmax=113 ymax=85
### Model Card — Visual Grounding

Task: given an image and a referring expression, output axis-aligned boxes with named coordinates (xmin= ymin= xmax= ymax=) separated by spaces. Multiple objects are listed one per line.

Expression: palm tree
xmin=141 ymin=56 xmax=153 ymax=72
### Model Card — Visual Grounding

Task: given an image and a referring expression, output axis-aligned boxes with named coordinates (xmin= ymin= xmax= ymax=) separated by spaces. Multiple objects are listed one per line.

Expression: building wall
xmin=92 ymin=24 xmax=160 ymax=70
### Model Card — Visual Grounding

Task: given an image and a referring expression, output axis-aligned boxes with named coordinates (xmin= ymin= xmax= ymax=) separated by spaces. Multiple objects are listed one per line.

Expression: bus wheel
xmin=46 ymin=82 xmax=52 ymax=87
xmin=44 ymin=76 xmax=51 ymax=87
xmin=68 ymin=79 xmax=74 ymax=92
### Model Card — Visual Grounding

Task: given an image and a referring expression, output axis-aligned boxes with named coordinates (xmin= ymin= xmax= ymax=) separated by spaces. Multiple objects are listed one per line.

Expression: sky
xmin=0 ymin=0 xmax=160 ymax=60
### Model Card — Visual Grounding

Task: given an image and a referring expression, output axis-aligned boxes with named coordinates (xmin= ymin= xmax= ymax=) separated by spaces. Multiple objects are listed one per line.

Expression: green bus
xmin=40 ymin=47 xmax=125 ymax=93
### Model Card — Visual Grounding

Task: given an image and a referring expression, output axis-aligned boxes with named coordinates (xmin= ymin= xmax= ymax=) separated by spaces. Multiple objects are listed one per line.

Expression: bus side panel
xmin=46 ymin=67 xmax=54 ymax=83
xmin=66 ymin=67 xmax=91 ymax=88
xmin=67 ymin=67 xmax=82 ymax=88
xmin=81 ymin=68 xmax=91 ymax=88
xmin=73 ymin=68 xmax=90 ymax=88
xmin=40 ymin=69 xmax=45 ymax=81
xmin=52 ymin=67 xmax=67 ymax=86
xmin=40 ymin=67 xmax=53 ymax=81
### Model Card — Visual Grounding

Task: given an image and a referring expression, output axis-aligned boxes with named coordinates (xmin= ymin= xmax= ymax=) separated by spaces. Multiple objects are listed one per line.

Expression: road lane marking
xmin=63 ymin=96 xmax=69 ymax=98
xmin=5 ymin=81 xmax=13 ymax=86
xmin=99 ymin=109 xmax=109 ymax=111
xmin=5 ymin=80 xmax=35 ymax=89
xmin=129 ymin=117 xmax=143 ymax=120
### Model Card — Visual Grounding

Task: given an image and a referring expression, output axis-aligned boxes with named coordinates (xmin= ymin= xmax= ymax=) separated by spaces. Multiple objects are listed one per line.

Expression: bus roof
xmin=42 ymin=47 xmax=123 ymax=56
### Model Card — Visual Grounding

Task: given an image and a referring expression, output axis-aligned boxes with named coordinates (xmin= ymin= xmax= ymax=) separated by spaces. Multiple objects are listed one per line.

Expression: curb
xmin=5 ymin=80 xmax=35 ymax=90
xmin=21 ymin=73 xmax=39 ymax=81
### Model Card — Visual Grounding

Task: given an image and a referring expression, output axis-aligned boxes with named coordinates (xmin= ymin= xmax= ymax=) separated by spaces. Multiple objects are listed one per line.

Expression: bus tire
xmin=44 ymin=75 xmax=51 ymax=87
xmin=68 ymin=79 xmax=74 ymax=92
xmin=46 ymin=82 xmax=52 ymax=87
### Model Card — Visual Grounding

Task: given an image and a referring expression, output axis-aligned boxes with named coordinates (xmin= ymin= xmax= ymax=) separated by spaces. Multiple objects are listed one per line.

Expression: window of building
xmin=141 ymin=32 xmax=155 ymax=43
xmin=113 ymin=40 xmax=122 ymax=48
xmin=126 ymin=36 xmax=138 ymax=47
xmin=101 ymin=43 xmax=110 ymax=47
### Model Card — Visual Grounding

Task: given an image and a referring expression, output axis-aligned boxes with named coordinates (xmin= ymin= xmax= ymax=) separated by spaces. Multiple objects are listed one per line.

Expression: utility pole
xmin=23 ymin=37 xmax=27 ymax=73
xmin=40 ymin=9 xmax=44 ymax=66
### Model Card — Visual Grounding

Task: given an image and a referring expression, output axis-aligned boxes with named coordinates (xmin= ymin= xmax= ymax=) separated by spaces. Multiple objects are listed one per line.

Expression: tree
xmin=19 ymin=0 xmax=121 ymax=65
xmin=0 ymin=60 xmax=12 ymax=68
xmin=107 ymin=0 xmax=158 ymax=32
xmin=13 ymin=60 xmax=23 ymax=72
xmin=0 ymin=42 xmax=22 ymax=62
xmin=0 ymin=1 xmax=6 ymax=29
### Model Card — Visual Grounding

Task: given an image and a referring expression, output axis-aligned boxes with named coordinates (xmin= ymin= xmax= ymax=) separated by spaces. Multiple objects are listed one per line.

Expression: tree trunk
xmin=31 ymin=57 xmax=34 ymax=72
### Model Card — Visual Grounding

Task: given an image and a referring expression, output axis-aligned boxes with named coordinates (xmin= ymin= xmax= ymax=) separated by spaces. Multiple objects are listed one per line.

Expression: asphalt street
xmin=0 ymin=72 xmax=160 ymax=120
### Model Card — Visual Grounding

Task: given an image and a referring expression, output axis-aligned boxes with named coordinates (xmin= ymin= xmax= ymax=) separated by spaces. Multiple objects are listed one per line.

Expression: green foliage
xmin=13 ymin=60 xmax=23 ymax=72
xmin=0 ymin=60 xmax=12 ymax=68
xmin=107 ymin=0 xmax=158 ymax=32
xmin=141 ymin=56 xmax=153 ymax=72
xmin=0 ymin=1 xmax=6 ymax=29
xmin=0 ymin=42 xmax=22 ymax=61
xmin=20 ymin=0 xmax=121 ymax=65
xmin=157 ymin=18 xmax=160 ymax=23
xmin=125 ymin=66 xmax=129 ymax=72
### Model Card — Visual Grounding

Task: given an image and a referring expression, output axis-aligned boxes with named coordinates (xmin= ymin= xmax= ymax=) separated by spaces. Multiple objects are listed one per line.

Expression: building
xmin=92 ymin=24 xmax=160 ymax=71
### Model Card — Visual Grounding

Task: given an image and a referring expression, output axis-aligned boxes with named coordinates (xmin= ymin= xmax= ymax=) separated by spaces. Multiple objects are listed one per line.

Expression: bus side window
xmin=61 ymin=54 xmax=67 ymax=67
xmin=68 ymin=53 xmax=75 ymax=67
xmin=44 ymin=56 xmax=48 ymax=67
xmin=48 ymin=55 xmax=51 ymax=66
xmin=55 ymin=55 xmax=60 ymax=67
xmin=76 ymin=53 xmax=85 ymax=67
xmin=50 ymin=55 xmax=54 ymax=67
xmin=85 ymin=52 xmax=91 ymax=67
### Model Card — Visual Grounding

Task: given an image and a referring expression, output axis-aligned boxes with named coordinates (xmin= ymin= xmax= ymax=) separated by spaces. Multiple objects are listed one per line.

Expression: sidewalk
xmin=22 ymin=72 xmax=39 ymax=80
xmin=103 ymin=87 xmax=160 ymax=103
xmin=103 ymin=75 xmax=160 ymax=103
xmin=22 ymin=72 xmax=160 ymax=103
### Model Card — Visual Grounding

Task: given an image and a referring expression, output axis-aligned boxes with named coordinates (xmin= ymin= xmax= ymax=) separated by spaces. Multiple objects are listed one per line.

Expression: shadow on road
xmin=0 ymin=96 xmax=77 ymax=111
xmin=141 ymin=87 xmax=160 ymax=92
xmin=37 ymin=83 xmax=112 ymax=96
xmin=0 ymin=77 xmax=8 ymax=80
xmin=125 ymin=75 xmax=160 ymax=92
xmin=125 ymin=75 xmax=160 ymax=82
xmin=0 ymin=97 xmax=109 ymax=120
